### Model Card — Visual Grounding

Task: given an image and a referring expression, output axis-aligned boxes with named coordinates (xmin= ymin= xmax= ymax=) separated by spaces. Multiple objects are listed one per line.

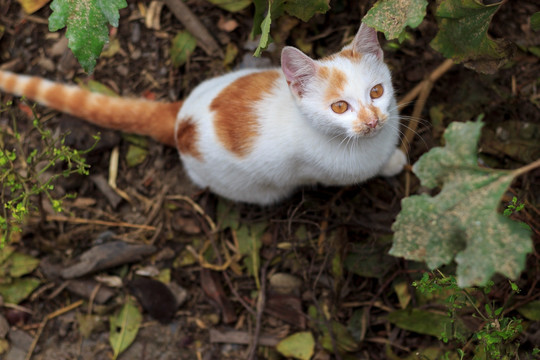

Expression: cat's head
xmin=281 ymin=23 xmax=395 ymax=139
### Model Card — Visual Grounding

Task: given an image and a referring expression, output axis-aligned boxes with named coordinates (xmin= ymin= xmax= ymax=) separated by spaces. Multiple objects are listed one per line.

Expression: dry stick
xmin=25 ymin=300 xmax=84 ymax=360
xmin=45 ymin=215 xmax=156 ymax=230
xmin=162 ymin=0 xmax=223 ymax=57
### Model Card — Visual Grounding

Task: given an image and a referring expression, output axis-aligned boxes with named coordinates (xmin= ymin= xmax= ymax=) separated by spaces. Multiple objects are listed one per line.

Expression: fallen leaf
xmin=171 ymin=31 xmax=197 ymax=68
xmin=17 ymin=0 xmax=50 ymax=14
xmin=276 ymin=331 xmax=315 ymax=360
xmin=0 ymin=278 xmax=40 ymax=304
xmin=127 ymin=277 xmax=177 ymax=324
xmin=109 ymin=298 xmax=142 ymax=359
xmin=388 ymin=308 xmax=470 ymax=339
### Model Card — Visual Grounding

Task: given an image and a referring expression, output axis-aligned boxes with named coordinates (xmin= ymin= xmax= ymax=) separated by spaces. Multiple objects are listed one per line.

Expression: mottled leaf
xmin=390 ymin=121 xmax=533 ymax=287
xmin=48 ymin=0 xmax=127 ymax=73
xmin=276 ymin=331 xmax=315 ymax=360
xmin=170 ymin=31 xmax=197 ymax=68
xmin=0 ymin=277 xmax=41 ymax=304
xmin=363 ymin=0 xmax=428 ymax=39
xmin=430 ymin=0 xmax=515 ymax=73
xmin=109 ymin=298 xmax=142 ymax=359
xmin=388 ymin=309 xmax=470 ymax=339
xmin=206 ymin=0 xmax=251 ymax=12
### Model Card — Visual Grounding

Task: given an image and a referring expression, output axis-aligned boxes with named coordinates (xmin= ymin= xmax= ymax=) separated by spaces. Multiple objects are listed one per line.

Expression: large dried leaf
xmin=48 ymin=0 xmax=127 ymax=73
xmin=363 ymin=0 xmax=428 ymax=39
xmin=430 ymin=0 xmax=515 ymax=73
xmin=390 ymin=121 xmax=533 ymax=287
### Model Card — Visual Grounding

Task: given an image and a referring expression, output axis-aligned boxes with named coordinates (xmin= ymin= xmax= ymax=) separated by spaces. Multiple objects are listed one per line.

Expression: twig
xmin=162 ymin=0 xmax=223 ymax=57
xmin=45 ymin=215 xmax=157 ymax=230
xmin=25 ymin=300 xmax=84 ymax=360
xmin=398 ymin=59 xmax=454 ymax=108
xmin=512 ymin=158 xmax=540 ymax=178
xmin=246 ymin=255 xmax=273 ymax=360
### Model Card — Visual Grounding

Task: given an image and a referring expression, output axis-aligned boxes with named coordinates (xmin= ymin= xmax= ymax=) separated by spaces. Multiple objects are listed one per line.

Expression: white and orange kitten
xmin=0 ymin=22 xmax=406 ymax=205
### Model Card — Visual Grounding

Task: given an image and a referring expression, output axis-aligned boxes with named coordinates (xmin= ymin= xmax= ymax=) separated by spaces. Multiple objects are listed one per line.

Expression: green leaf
xmin=430 ymin=0 xmax=515 ymax=74
xmin=48 ymin=0 xmax=127 ymax=73
xmin=517 ymin=301 xmax=540 ymax=321
xmin=254 ymin=2 xmax=273 ymax=57
xmin=7 ymin=252 xmax=40 ymax=278
xmin=283 ymin=0 xmax=330 ymax=22
xmin=206 ymin=0 xmax=251 ymax=12
xmin=531 ymin=12 xmax=540 ymax=32
xmin=109 ymin=298 xmax=142 ymax=359
xmin=363 ymin=0 xmax=428 ymax=39
xmin=276 ymin=331 xmax=315 ymax=360
xmin=170 ymin=31 xmax=197 ymax=68
xmin=388 ymin=308 xmax=470 ymax=339
xmin=125 ymin=145 xmax=148 ymax=167
xmin=390 ymin=121 xmax=533 ymax=287
xmin=0 ymin=277 xmax=41 ymax=304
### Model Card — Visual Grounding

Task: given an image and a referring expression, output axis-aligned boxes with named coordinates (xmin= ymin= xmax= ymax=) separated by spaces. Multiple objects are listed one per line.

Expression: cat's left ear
xmin=352 ymin=23 xmax=383 ymax=60
xmin=281 ymin=46 xmax=318 ymax=98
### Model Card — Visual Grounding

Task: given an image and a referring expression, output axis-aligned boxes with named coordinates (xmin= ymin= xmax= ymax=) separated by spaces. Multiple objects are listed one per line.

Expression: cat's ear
xmin=281 ymin=46 xmax=318 ymax=98
xmin=352 ymin=23 xmax=383 ymax=60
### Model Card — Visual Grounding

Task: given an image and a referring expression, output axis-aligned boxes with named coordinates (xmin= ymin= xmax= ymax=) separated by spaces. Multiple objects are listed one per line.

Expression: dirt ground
xmin=0 ymin=0 xmax=539 ymax=359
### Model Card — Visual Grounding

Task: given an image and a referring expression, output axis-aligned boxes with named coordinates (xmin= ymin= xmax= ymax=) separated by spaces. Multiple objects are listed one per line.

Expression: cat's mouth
xmin=352 ymin=122 xmax=383 ymax=137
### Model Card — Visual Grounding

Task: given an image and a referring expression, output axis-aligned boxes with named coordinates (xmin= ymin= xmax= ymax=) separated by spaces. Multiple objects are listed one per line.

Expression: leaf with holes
xmin=109 ymin=298 xmax=142 ymax=359
xmin=390 ymin=121 xmax=534 ymax=287
xmin=363 ymin=0 xmax=428 ymax=40
xmin=48 ymin=0 xmax=127 ymax=73
xmin=430 ymin=0 xmax=515 ymax=73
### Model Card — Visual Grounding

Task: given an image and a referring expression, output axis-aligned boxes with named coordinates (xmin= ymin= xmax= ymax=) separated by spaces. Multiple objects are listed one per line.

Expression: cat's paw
xmin=379 ymin=148 xmax=407 ymax=177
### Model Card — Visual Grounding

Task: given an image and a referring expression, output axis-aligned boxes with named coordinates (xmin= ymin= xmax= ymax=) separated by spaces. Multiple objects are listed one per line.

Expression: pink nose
xmin=366 ymin=118 xmax=378 ymax=129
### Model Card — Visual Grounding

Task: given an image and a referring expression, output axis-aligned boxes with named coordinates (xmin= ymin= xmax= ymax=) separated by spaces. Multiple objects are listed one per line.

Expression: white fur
xmin=175 ymin=23 xmax=406 ymax=204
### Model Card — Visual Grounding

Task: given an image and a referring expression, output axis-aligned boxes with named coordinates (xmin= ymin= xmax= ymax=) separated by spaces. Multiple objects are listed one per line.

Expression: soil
xmin=0 ymin=0 xmax=539 ymax=359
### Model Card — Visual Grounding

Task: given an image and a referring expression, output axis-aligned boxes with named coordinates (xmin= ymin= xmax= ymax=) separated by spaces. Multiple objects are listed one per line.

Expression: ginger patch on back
xmin=176 ymin=117 xmax=203 ymax=161
xmin=210 ymin=71 xmax=280 ymax=157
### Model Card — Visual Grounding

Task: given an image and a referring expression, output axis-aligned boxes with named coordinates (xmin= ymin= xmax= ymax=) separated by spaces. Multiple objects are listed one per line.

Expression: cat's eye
xmin=331 ymin=101 xmax=349 ymax=114
xmin=370 ymin=84 xmax=384 ymax=99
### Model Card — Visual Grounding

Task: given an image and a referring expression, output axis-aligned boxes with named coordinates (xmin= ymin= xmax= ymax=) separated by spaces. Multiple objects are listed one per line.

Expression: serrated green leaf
xmin=531 ymin=12 xmax=540 ymax=32
xmin=388 ymin=308 xmax=470 ymax=339
xmin=48 ymin=0 xmax=127 ymax=73
xmin=171 ymin=31 xmax=197 ymax=68
xmin=276 ymin=331 xmax=315 ymax=360
xmin=390 ymin=121 xmax=533 ymax=287
xmin=206 ymin=0 xmax=251 ymax=12
xmin=109 ymin=298 xmax=142 ymax=359
xmin=0 ymin=277 xmax=41 ymax=304
xmin=363 ymin=0 xmax=428 ymax=39
xmin=284 ymin=0 xmax=330 ymax=22
xmin=430 ymin=0 xmax=515 ymax=74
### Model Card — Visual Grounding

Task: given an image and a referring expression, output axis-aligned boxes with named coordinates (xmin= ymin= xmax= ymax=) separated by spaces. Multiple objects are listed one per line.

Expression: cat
xmin=0 ymin=22 xmax=406 ymax=205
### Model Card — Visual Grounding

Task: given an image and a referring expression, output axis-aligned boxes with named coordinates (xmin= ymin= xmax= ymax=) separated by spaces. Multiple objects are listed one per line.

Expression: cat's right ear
xmin=281 ymin=47 xmax=317 ymax=98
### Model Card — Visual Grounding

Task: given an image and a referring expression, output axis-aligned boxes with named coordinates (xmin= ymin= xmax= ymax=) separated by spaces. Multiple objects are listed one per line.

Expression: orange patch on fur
xmin=210 ymin=70 xmax=280 ymax=157
xmin=339 ymin=49 xmax=362 ymax=62
xmin=176 ymin=117 xmax=203 ymax=160
xmin=319 ymin=66 xmax=347 ymax=103
xmin=0 ymin=72 xmax=17 ymax=93
xmin=22 ymin=77 xmax=42 ymax=99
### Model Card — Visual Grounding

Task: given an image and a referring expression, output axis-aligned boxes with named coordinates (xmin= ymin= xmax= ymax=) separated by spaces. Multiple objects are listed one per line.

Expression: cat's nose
xmin=366 ymin=118 xmax=378 ymax=128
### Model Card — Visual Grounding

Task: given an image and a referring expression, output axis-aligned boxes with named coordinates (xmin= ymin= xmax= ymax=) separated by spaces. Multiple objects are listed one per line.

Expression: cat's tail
xmin=0 ymin=70 xmax=182 ymax=146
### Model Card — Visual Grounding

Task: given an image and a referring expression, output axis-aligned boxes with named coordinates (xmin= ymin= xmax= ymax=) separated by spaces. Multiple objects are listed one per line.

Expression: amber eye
xmin=370 ymin=84 xmax=384 ymax=99
xmin=331 ymin=101 xmax=349 ymax=114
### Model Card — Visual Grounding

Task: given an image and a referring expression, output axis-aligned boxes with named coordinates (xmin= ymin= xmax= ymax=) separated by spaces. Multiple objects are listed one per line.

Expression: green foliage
xmin=503 ymin=196 xmax=525 ymax=217
xmin=252 ymin=0 xmax=330 ymax=56
xmin=430 ymin=0 xmax=515 ymax=73
xmin=413 ymin=272 xmax=524 ymax=359
xmin=206 ymin=0 xmax=251 ymax=12
xmin=390 ymin=121 xmax=533 ymax=287
xmin=48 ymin=0 xmax=127 ymax=73
xmin=532 ymin=12 xmax=540 ymax=32
xmin=109 ymin=298 xmax=142 ymax=359
xmin=0 ymin=102 xmax=98 ymax=246
xmin=171 ymin=31 xmax=198 ymax=68
xmin=363 ymin=0 xmax=428 ymax=41
xmin=276 ymin=331 xmax=315 ymax=360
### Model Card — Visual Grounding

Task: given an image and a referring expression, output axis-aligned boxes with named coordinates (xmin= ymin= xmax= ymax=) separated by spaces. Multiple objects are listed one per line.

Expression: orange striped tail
xmin=0 ymin=70 xmax=182 ymax=146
